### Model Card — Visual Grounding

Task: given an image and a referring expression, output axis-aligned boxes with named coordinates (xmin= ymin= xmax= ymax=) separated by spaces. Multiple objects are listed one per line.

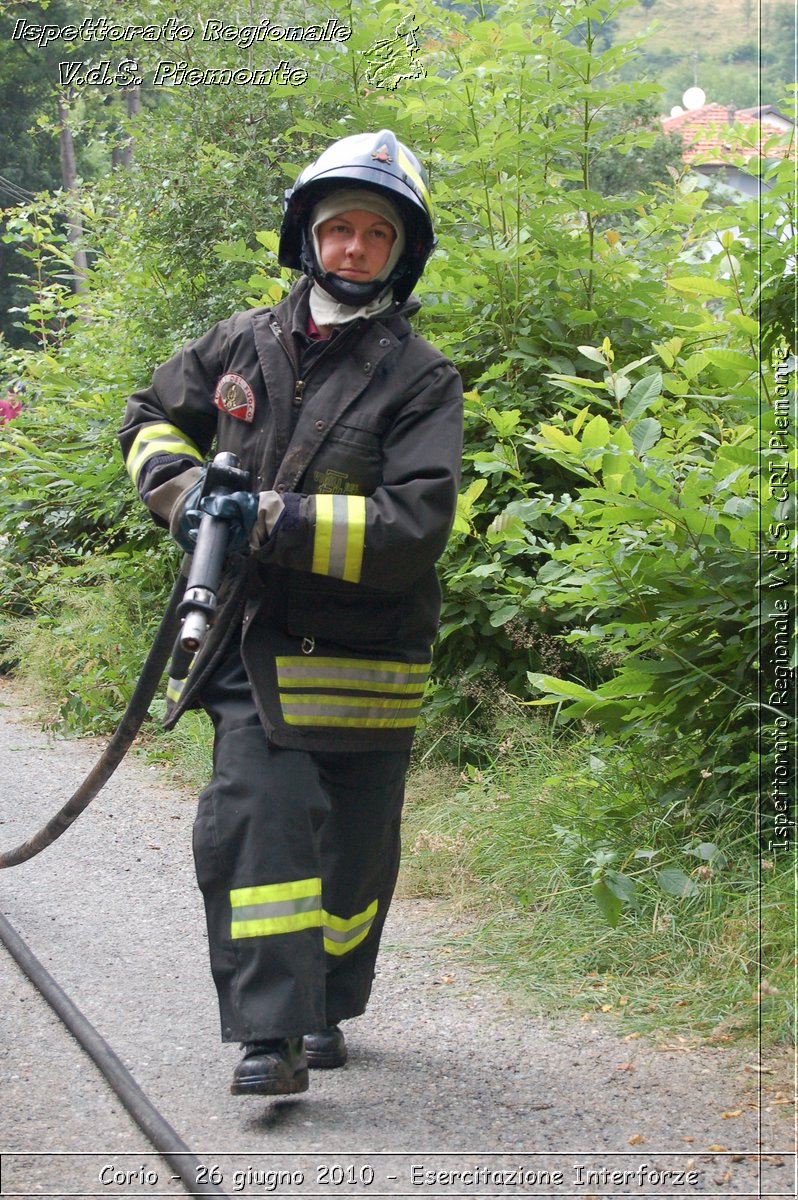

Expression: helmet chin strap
xmin=316 ymin=269 xmax=389 ymax=306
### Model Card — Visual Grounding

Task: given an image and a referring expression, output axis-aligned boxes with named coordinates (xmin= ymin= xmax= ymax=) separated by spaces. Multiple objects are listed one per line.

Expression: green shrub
xmin=0 ymin=554 xmax=176 ymax=733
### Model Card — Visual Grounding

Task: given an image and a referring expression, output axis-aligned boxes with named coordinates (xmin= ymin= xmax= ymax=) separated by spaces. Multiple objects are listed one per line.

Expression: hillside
xmin=611 ymin=0 xmax=793 ymax=111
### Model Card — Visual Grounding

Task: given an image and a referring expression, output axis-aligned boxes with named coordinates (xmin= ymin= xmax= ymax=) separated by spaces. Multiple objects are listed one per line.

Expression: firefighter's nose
xmin=345 ymin=232 xmax=367 ymax=257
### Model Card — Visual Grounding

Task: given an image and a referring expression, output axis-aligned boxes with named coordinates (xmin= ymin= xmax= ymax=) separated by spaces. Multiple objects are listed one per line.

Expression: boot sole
xmin=306 ymin=1049 xmax=347 ymax=1069
xmin=231 ymin=1067 xmax=309 ymax=1096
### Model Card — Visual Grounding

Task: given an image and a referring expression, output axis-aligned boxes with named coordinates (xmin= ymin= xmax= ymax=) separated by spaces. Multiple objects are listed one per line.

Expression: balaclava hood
xmin=308 ymin=188 xmax=405 ymax=328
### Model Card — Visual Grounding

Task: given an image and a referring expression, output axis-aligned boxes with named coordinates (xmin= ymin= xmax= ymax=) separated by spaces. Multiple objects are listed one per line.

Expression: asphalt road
xmin=0 ymin=678 xmax=793 ymax=1200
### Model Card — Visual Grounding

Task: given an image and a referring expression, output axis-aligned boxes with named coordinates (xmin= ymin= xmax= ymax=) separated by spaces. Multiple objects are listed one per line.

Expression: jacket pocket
xmin=285 ymin=581 xmax=403 ymax=645
xmin=304 ymin=424 xmax=384 ymax=497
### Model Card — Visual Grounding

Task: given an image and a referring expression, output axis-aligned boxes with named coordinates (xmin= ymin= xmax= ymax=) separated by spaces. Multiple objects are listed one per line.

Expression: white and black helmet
xmin=279 ymin=129 xmax=436 ymax=305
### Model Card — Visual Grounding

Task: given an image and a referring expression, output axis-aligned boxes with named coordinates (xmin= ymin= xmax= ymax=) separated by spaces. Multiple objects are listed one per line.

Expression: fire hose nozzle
xmin=169 ymin=452 xmax=251 ymax=680
xmin=179 ymin=610 xmax=209 ymax=654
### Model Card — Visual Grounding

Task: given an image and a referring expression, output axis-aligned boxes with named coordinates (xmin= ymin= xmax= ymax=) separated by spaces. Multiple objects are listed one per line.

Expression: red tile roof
xmin=661 ymin=103 xmax=795 ymax=165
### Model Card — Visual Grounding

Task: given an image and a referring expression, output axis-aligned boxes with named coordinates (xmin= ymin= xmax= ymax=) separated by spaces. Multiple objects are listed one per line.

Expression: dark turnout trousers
xmin=193 ymin=645 xmax=409 ymax=1042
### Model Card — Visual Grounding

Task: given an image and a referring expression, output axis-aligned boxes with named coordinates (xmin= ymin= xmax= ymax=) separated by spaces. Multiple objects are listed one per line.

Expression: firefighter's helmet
xmin=279 ymin=130 xmax=436 ymax=305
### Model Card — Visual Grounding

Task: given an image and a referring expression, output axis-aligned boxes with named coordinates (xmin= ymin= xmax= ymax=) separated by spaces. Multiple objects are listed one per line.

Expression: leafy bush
xmin=520 ymin=149 xmax=795 ymax=817
xmin=526 ymin=333 xmax=763 ymax=807
xmin=0 ymin=554 xmax=175 ymax=732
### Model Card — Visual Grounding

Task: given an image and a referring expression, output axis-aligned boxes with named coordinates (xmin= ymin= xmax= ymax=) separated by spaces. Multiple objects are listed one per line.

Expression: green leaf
xmin=601 ymin=453 xmax=633 ymax=492
xmin=656 ymin=867 xmax=700 ymax=898
xmin=592 ymin=879 xmax=622 ymax=927
xmin=527 ymin=673 xmax=599 ymax=703
xmin=611 ymin=424 xmax=634 ymax=452
xmin=667 ymin=276 xmax=733 ymax=297
xmin=705 ymin=348 xmax=755 ymax=374
xmin=605 ymin=870 xmax=637 ymax=905
xmin=458 ymin=478 xmax=488 ymax=512
xmin=682 ymin=352 xmax=710 ymax=380
xmin=608 ymin=373 xmax=631 ymax=401
xmin=577 ymin=345 xmax=608 ymax=365
xmin=254 ymin=229 xmax=280 ymax=251
xmin=631 ymin=418 xmax=662 ymax=455
xmin=536 ymin=425 xmax=583 ymax=453
xmin=622 ymin=372 xmax=662 ymax=421
xmin=685 ymin=842 xmax=728 ymax=867
xmin=487 ymin=407 xmax=523 ymax=438
xmin=486 ymin=513 xmax=527 ymax=542
xmin=616 ymin=354 xmax=657 ymax=378
xmin=489 ymin=603 xmax=521 ymax=627
xmin=546 ymin=373 xmax=608 ymax=392
xmin=581 ymin=415 xmax=611 ymax=449
xmin=726 ymin=311 xmax=759 ymax=336
xmin=572 ymin=406 xmax=591 ymax=435
xmin=468 ymin=562 xmax=503 ymax=578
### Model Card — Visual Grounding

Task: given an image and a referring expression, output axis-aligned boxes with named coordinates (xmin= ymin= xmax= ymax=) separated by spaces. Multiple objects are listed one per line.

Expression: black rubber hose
xmin=0 ymin=567 xmax=187 ymax=869
xmin=0 ymin=910 xmax=231 ymax=1199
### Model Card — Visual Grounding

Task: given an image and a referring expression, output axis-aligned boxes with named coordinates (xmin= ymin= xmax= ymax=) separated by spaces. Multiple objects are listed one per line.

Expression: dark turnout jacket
xmin=119 ymin=277 xmax=464 ymax=752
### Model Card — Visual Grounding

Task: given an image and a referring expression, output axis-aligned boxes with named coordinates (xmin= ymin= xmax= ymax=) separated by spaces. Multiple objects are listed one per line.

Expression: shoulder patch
xmin=214 ymin=373 xmax=255 ymax=422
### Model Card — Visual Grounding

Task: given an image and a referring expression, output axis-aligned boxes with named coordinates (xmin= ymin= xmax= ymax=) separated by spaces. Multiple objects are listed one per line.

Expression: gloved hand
xmin=168 ymin=474 xmax=205 ymax=553
xmin=198 ymin=490 xmax=259 ymax=555
xmin=249 ymin=490 xmax=286 ymax=550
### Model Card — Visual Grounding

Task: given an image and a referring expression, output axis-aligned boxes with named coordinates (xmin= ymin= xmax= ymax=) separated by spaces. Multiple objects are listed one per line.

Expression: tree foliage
xmin=0 ymin=1 xmax=793 ymax=922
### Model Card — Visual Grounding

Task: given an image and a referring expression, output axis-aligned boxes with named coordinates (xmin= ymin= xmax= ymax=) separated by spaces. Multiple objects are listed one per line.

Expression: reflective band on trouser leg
xmin=311 ymin=494 xmax=366 ymax=584
xmin=230 ymin=877 xmax=322 ymax=939
xmin=125 ymin=422 xmax=203 ymax=487
xmin=276 ymin=656 xmax=431 ymax=730
xmin=322 ymin=899 xmax=378 ymax=956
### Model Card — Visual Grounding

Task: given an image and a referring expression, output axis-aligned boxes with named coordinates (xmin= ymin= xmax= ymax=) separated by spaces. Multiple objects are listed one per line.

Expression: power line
xmin=0 ymin=173 xmax=38 ymax=203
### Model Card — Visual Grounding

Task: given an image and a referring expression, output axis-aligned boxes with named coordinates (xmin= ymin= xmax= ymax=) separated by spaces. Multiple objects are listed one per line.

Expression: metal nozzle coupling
xmin=179 ymin=610 xmax=208 ymax=653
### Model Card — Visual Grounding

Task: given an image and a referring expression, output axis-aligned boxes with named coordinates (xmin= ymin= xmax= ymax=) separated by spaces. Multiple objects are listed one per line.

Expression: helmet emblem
xmin=371 ymin=144 xmax=393 ymax=163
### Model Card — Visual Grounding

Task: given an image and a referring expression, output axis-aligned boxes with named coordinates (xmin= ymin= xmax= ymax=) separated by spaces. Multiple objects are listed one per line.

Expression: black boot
xmin=304 ymin=1025 xmax=347 ymax=1069
xmin=231 ymin=1038 xmax=309 ymax=1095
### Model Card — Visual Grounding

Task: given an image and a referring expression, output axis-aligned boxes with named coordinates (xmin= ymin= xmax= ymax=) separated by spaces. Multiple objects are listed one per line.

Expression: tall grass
xmin=401 ymin=707 xmax=794 ymax=1048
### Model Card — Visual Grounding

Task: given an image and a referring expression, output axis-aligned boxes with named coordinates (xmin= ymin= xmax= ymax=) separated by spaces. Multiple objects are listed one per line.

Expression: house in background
xmin=661 ymin=102 xmax=795 ymax=197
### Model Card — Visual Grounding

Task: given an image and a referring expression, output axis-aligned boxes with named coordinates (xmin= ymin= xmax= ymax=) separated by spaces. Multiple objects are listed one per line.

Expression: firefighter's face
xmin=317 ymin=210 xmax=396 ymax=281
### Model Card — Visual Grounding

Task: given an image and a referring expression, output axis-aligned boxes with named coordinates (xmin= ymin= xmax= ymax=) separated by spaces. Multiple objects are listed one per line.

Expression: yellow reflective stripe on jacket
xmin=276 ymin=656 xmax=430 ymax=730
xmin=280 ymin=695 xmax=422 ymax=728
xmin=322 ymin=899 xmax=378 ymax=956
xmin=126 ymin=422 xmax=203 ymax=487
xmin=230 ymin=877 xmax=322 ymax=939
xmin=277 ymin=657 xmax=430 ymax=692
xmin=311 ymin=494 xmax=366 ymax=584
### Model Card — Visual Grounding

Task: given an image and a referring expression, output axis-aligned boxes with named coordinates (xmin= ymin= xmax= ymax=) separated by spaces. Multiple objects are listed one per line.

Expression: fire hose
xmin=0 ymin=451 xmax=248 ymax=870
xmin=0 ymin=909 xmax=230 ymax=1198
xmin=0 ymin=451 xmax=249 ymax=1200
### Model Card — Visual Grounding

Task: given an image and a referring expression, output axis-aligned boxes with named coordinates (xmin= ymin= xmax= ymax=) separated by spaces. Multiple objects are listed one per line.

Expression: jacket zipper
xmin=270 ymin=314 xmax=363 ymax=414
xmin=268 ymin=314 xmax=364 ymax=661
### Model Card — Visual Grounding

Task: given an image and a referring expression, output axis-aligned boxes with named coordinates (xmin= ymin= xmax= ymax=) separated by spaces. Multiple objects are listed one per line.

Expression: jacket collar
xmin=279 ymin=275 xmax=422 ymax=338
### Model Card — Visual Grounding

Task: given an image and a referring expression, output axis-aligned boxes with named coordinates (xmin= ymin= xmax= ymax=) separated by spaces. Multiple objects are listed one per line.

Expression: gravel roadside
xmin=0 ymin=678 xmax=793 ymax=1200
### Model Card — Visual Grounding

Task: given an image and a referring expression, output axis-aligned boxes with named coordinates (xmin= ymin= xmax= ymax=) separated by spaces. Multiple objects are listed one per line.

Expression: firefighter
xmin=119 ymin=130 xmax=463 ymax=1096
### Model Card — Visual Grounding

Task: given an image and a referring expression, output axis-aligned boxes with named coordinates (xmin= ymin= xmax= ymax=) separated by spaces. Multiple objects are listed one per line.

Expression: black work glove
xmin=168 ymin=475 xmax=205 ymax=553
xmin=197 ymin=491 xmax=259 ymax=555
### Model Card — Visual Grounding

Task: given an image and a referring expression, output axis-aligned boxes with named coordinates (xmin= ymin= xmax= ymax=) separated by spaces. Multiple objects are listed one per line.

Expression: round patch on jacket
xmin=214 ymin=373 xmax=255 ymax=422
